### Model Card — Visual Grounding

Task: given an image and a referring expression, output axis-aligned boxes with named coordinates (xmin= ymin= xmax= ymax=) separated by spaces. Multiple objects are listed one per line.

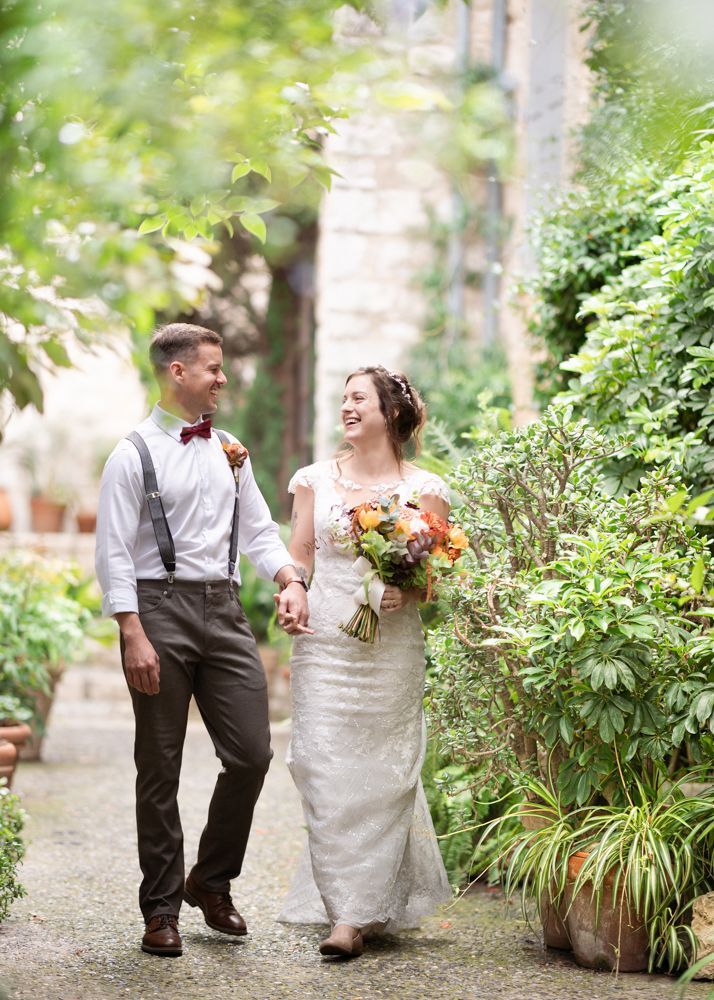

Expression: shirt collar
xmin=150 ymin=403 xmax=206 ymax=442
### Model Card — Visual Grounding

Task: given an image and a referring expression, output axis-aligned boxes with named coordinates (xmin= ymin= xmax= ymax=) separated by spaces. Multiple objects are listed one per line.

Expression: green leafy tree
xmin=0 ymin=0 xmax=368 ymax=418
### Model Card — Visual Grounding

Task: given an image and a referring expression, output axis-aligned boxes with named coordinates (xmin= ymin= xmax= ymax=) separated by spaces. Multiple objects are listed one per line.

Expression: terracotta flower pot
xmin=0 ymin=488 xmax=12 ymax=531
xmin=0 ymin=722 xmax=32 ymax=749
xmin=30 ymin=495 xmax=66 ymax=532
xmin=76 ymin=510 xmax=97 ymax=533
xmin=541 ymin=891 xmax=571 ymax=950
xmin=0 ymin=739 xmax=18 ymax=788
xmin=565 ymin=850 xmax=649 ymax=973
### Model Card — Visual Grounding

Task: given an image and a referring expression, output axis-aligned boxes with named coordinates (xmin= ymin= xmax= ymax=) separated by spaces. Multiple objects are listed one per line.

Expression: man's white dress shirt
xmin=96 ymin=405 xmax=291 ymax=616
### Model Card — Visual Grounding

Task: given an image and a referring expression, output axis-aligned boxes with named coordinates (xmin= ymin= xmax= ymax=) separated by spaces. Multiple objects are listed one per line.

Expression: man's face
xmin=171 ymin=343 xmax=227 ymax=419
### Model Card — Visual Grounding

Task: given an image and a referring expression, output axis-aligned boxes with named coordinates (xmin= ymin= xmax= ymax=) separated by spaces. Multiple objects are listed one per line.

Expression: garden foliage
xmin=0 ymin=553 xmax=88 ymax=720
xmin=428 ymin=407 xmax=714 ymax=810
xmin=0 ymin=782 xmax=25 ymax=924
xmin=559 ymin=144 xmax=714 ymax=494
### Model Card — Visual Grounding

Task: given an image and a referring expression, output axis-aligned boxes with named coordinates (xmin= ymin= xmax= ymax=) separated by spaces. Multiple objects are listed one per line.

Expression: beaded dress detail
xmin=278 ymin=460 xmax=452 ymax=931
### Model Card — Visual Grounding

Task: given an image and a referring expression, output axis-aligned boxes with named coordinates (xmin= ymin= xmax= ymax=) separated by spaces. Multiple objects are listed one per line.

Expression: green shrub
xmin=525 ymin=162 xmax=665 ymax=401
xmin=559 ymin=143 xmax=714 ymax=493
xmin=0 ymin=782 xmax=26 ymax=923
xmin=0 ymin=553 xmax=89 ymax=721
xmin=429 ymin=406 xmax=714 ymax=811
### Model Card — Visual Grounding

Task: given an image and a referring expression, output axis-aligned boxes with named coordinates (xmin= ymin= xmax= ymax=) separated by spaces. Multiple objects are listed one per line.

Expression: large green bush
xmin=559 ymin=143 xmax=714 ymax=493
xmin=428 ymin=406 xmax=714 ymax=811
xmin=0 ymin=554 xmax=88 ymax=721
xmin=526 ymin=162 xmax=665 ymax=401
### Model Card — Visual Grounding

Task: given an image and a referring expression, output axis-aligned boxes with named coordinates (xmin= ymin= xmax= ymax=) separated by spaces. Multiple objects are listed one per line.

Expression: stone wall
xmin=313 ymin=0 xmax=594 ymax=453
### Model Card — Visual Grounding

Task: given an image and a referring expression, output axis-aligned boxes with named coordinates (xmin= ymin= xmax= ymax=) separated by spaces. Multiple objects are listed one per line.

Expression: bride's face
xmin=341 ymin=374 xmax=386 ymax=447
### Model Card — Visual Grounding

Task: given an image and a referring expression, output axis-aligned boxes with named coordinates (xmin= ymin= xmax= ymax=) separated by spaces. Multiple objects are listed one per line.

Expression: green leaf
xmin=40 ymin=340 xmax=72 ymax=367
xmin=231 ymin=162 xmax=251 ymax=183
xmin=691 ymin=555 xmax=706 ymax=593
xmin=137 ymin=216 xmax=164 ymax=235
xmin=559 ymin=716 xmax=574 ymax=744
xmin=249 ymin=158 xmax=272 ymax=182
xmin=569 ymin=620 xmax=586 ymax=641
xmin=239 ymin=213 xmax=267 ymax=242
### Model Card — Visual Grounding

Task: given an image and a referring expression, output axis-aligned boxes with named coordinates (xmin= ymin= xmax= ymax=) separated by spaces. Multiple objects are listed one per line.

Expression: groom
xmin=95 ymin=323 xmax=310 ymax=957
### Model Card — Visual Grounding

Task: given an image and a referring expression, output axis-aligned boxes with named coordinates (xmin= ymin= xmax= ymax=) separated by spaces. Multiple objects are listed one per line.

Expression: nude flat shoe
xmin=319 ymin=923 xmax=364 ymax=958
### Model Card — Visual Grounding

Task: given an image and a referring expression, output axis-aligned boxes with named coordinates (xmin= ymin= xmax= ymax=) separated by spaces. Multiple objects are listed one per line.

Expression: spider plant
xmin=485 ymin=777 xmax=583 ymax=930
xmin=568 ymin=773 xmax=714 ymax=973
xmin=489 ymin=771 xmax=714 ymax=973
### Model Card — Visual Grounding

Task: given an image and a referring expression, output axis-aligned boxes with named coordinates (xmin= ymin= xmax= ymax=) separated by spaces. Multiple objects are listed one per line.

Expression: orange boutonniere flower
xmin=222 ymin=441 xmax=249 ymax=480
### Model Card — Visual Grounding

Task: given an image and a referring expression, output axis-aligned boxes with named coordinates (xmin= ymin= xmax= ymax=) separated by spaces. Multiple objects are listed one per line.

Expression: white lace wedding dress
xmin=278 ymin=460 xmax=452 ymax=932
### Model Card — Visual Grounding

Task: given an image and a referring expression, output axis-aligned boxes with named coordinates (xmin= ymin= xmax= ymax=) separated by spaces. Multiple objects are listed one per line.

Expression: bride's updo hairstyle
xmin=345 ymin=365 xmax=426 ymax=463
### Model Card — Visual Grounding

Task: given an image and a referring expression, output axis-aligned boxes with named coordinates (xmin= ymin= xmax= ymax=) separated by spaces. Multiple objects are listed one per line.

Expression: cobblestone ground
xmin=0 ymin=651 xmax=711 ymax=1000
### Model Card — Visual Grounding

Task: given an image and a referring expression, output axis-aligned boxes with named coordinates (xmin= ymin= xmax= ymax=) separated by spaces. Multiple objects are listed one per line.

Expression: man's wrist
xmin=280 ymin=577 xmax=309 ymax=592
xmin=114 ymin=612 xmax=144 ymax=638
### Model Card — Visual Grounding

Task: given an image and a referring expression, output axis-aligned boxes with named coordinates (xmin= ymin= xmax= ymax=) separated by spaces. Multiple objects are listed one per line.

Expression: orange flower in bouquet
xmin=340 ymin=494 xmax=468 ymax=643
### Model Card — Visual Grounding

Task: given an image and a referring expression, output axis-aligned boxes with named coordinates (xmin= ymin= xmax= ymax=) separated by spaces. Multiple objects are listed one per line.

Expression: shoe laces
xmin=156 ymin=914 xmax=178 ymax=930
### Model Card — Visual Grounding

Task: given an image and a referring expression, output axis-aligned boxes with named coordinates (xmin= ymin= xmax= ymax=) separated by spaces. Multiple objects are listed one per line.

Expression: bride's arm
xmin=287 ymin=484 xmax=316 ymax=585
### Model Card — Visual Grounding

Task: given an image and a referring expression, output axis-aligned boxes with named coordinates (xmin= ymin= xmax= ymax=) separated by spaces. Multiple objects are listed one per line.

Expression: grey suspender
xmin=127 ymin=429 xmax=240 ymax=583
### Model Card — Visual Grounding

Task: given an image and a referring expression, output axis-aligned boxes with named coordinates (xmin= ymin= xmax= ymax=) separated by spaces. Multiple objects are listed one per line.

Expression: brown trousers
xmin=122 ymin=579 xmax=272 ymax=921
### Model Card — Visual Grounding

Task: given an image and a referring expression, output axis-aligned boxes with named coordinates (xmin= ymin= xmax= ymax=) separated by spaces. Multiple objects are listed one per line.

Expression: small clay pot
xmin=0 ymin=722 xmax=32 ymax=749
xmin=0 ymin=739 xmax=18 ymax=788
xmin=30 ymin=496 xmax=66 ymax=532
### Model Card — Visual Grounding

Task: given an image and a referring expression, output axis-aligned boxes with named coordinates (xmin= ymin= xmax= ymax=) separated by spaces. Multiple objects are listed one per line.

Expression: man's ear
xmin=168 ymin=359 xmax=184 ymax=381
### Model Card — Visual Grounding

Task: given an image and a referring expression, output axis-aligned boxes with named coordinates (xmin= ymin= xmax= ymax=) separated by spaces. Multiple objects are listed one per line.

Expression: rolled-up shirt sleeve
xmin=95 ymin=444 xmax=144 ymax=616
xmin=236 ymin=457 xmax=292 ymax=581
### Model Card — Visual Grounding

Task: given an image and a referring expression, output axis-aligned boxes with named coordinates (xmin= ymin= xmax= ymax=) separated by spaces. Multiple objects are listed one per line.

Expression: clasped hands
xmin=274 ymin=581 xmax=314 ymax=636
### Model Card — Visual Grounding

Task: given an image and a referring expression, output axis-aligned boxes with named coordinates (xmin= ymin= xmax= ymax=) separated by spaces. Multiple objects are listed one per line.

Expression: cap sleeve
xmin=288 ymin=463 xmax=317 ymax=494
xmin=417 ymin=471 xmax=450 ymax=503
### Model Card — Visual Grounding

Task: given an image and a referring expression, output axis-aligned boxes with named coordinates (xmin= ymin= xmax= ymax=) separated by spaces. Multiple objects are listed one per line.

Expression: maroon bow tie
xmin=180 ymin=418 xmax=212 ymax=444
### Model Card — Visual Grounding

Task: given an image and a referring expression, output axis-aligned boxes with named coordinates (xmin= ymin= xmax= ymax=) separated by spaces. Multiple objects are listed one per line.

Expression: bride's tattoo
xmin=303 ymin=540 xmax=317 ymax=557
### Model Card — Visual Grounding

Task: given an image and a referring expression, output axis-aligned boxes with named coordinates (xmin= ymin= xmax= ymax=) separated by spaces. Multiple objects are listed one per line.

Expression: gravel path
xmin=0 ymin=657 xmax=711 ymax=1000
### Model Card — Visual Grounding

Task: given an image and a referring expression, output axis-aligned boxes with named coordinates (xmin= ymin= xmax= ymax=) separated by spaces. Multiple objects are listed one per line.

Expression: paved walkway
xmin=0 ymin=651 xmax=710 ymax=1000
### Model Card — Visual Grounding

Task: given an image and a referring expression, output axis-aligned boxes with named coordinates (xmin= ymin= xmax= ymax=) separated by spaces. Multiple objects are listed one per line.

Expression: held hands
xmin=275 ymin=582 xmax=314 ymax=636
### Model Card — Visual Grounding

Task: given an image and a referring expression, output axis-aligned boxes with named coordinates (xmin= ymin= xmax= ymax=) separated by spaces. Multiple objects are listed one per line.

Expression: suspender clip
xmin=146 ymin=491 xmax=161 ymax=500
xmin=167 ymin=572 xmax=175 ymax=584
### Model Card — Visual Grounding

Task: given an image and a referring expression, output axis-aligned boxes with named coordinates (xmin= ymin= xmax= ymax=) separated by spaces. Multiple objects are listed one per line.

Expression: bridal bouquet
xmin=339 ymin=494 xmax=468 ymax=643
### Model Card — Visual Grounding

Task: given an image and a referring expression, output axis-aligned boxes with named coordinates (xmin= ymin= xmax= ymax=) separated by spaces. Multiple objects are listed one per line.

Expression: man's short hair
xmin=150 ymin=323 xmax=222 ymax=374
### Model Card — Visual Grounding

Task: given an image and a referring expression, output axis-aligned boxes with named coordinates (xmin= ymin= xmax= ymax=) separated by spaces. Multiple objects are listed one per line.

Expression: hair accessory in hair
xmin=387 ymin=371 xmax=411 ymax=401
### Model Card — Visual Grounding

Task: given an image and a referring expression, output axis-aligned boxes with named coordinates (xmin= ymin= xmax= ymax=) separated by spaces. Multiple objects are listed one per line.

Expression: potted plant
xmin=0 ymin=696 xmax=32 ymax=789
xmin=490 ymin=772 xmax=714 ymax=973
xmin=429 ymin=405 xmax=714 ymax=971
xmin=0 ymin=552 xmax=89 ymax=759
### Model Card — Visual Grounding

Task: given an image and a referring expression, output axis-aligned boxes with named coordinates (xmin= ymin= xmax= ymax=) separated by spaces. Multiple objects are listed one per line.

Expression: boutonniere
xmin=222 ymin=441 xmax=249 ymax=481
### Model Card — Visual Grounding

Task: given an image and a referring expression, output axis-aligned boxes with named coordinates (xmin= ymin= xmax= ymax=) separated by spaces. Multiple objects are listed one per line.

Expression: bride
xmin=277 ymin=365 xmax=452 ymax=958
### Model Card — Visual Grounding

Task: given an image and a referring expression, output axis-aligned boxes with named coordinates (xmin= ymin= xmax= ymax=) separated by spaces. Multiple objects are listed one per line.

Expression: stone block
xmin=691 ymin=892 xmax=714 ymax=980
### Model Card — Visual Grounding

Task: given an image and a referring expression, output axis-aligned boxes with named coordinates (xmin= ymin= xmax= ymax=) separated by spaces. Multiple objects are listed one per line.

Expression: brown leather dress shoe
xmin=184 ymin=872 xmax=248 ymax=936
xmin=141 ymin=914 xmax=182 ymax=957
xmin=319 ymin=923 xmax=364 ymax=958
